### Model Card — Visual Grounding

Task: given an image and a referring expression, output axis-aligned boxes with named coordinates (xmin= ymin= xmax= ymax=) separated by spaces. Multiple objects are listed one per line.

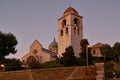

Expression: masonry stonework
xmin=58 ymin=7 xmax=83 ymax=57
xmin=0 ymin=66 xmax=96 ymax=80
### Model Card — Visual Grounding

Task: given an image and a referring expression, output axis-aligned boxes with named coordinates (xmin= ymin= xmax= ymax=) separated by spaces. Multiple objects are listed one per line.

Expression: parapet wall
xmin=0 ymin=66 xmax=97 ymax=80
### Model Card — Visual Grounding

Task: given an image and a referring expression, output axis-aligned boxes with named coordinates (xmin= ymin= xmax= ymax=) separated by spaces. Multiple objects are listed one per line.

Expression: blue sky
xmin=0 ymin=0 xmax=120 ymax=59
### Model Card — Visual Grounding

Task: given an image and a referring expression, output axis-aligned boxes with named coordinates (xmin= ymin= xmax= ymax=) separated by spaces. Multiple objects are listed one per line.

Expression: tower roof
xmin=63 ymin=6 xmax=78 ymax=15
xmin=48 ymin=38 xmax=58 ymax=48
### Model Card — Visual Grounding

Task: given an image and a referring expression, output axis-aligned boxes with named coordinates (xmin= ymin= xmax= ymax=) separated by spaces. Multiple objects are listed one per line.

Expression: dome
xmin=48 ymin=38 xmax=58 ymax=48
xmin=63 ymin=6 xmax=78 ymax=15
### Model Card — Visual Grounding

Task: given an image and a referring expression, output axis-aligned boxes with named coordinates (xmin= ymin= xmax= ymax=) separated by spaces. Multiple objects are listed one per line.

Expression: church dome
xmin=48 ymin=38 xmax=58 ymax=48
xmin=63 ymin=6 xmax=78 ymax=15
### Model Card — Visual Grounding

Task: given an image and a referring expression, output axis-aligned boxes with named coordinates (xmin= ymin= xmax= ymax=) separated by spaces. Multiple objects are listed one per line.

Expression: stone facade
xmin=95 ymin=63 xmax=104 ymax=80
xmin=0 ymin=66 xmax=96 ymax=80
xmin=58 ymin=7 xmax=83 ymax=57
xmin=91 ymin=43 xmax=104 ymax=57
xmin=22 ymin=40 xmax=56 ymax=65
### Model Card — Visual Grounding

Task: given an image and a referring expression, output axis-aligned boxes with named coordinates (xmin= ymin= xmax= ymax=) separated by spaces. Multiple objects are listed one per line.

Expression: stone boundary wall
xmin=106 ymin=78 xmax=120 ymax=80
xmin=0 ymin=66 xmax=96 ymax=80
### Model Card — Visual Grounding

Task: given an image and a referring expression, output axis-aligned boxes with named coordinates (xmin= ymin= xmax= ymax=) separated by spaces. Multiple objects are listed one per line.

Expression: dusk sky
xmin=0 ymin=0 xmax=120 ymax=59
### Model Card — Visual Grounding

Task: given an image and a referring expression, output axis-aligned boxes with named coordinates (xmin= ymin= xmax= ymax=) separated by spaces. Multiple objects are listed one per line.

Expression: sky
xmin=0 ymin=0 xmax=120 ymax=59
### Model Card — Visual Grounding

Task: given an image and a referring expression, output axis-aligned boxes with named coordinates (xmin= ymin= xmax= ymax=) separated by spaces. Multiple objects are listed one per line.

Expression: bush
xmin=0 ymin=58 xmax=22 ymax=71
xmin=41 ymin=60 xmax=63 ymax=68
xmin=105 ymin=60 xmax=120 ymax=78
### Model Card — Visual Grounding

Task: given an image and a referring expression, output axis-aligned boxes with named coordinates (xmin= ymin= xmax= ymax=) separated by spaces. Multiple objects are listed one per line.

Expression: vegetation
xmin=100 ymin=42 xmax=120 ymax=78
xmin=113 ymin=42 xmax=120 ymax=64
xmin=104 ymin=60 xmax=120 ymax=78
xmin=60 ymin=46 xmax=78 ymax=67
xmin=100 ymin=44 xmax=114 ymax=62
xmin=0 ymin=31 xmax=19 ymax=71
xmin=0 ymin=58 xmax=22 ymax=71
xmin=0 ymin=31 xmax=18 ymax=61
xmin=41 ymin=60 xmax=63 ymax=68
xmin=79 ymin=39 xmax=92 ymax=66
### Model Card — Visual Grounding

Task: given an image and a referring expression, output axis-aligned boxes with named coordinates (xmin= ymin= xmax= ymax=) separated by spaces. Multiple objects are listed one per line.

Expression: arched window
xmin=26 ymin=56 xmax=37 ymax=65
xmin=60 ymin=30 xmax=63 ymax=36
xmin=62 ymin=19 xmax=66 ymax=27
xmin=74 ymin=27 xmax=76 ymax=33
xmin=74 ymin=18 xmax=78 ymax=26
xmin=65 ymin=27 xmax=68 ymax=34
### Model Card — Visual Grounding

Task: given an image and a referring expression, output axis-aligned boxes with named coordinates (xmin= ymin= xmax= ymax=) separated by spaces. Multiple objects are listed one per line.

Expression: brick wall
xmin=0 ymin=66 xmax=96 ymax=80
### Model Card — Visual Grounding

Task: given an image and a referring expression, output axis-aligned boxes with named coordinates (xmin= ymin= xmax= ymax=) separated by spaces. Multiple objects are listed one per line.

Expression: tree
xmin=113 ymin=42 xmax=120 ymax=64
xmin=60 ymin=46 xmax=78 ymax=67
xmin=0 ymin=58 xmax=22 ymax=71
xmin=104 ymin=60 xmax=120 ymax=78
xmin=100 ymin=44 xmax=114 ymax=62
xmin=0 ymin=31 xmax=18 ymax=60
xmin=41 ymin=60 xmax=63 ymax=68
xmin=79 ymin=39 xmax=92 ymax=65
xmin=80 ymin=39 xmax=89 ymax=53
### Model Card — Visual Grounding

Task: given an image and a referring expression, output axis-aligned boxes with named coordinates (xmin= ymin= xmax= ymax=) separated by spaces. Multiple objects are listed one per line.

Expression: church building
xmin=22 ymin=6 xmax=83 ymax=64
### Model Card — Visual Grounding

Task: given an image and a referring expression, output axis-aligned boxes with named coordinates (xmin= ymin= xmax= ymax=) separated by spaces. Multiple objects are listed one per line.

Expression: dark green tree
xmin=0 ymin=31 xmax=18 ymax=60
xmin=60 ymin=46 xmax=78 ymax=67
xmin=0 ymin=58 xmax=22 ymax=71
xmin=100 ymin=44 xmax=114 ymax=62
xmin=113 ymin=42 xmax=120 ymax=64
xmin=79 ymin=39 xmax=92 ymax=65
xmin=80 ymin=39 xmax=89 ymax=53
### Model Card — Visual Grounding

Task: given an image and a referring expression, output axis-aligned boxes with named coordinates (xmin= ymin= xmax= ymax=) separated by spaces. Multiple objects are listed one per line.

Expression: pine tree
xmin=60 ymin=46 xmax=78 ymax=67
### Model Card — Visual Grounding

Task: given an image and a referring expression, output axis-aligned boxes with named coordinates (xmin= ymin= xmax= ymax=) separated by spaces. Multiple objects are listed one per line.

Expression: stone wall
xmin=0 ymin=66 xmax=96 ymax=80
xmin=106 ymin=78 xmax=120 ymax=80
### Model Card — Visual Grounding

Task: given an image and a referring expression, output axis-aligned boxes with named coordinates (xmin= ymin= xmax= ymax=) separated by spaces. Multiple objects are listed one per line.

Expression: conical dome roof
xmin=48 ymin=38 xmax=58 ymax=48
xmin=63 ymin=6 xmax=78 ymax=15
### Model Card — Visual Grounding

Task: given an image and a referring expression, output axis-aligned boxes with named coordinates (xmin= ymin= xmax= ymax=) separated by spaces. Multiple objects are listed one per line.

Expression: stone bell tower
xmin=58 ymin=6 xmax=83 ymax=57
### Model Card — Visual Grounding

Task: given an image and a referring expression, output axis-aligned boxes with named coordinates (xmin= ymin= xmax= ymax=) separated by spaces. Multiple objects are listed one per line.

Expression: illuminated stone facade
xmin=22 ymin=40 xmax=56 ymax=65
xmin=58 ymin=7 xmax=83 ymax=57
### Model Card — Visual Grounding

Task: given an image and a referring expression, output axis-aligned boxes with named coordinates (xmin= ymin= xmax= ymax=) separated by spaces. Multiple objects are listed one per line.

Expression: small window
xmin=62 ymin=19 xmax=66 ymax=27
xmin=92 ymin=50 xmax=96 ymax=54
xmin=22 ymin=60 xmax=25 ymax=63
xmin=60 ymin=30 xmax=63 ymax=36
xmin=65 ymin=27 xmax=68 ymax=34
xmin=74 ymin=18 xmax=78 ymax=26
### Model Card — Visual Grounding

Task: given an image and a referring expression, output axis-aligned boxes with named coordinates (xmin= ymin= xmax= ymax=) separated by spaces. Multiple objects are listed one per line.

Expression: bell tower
xmin=58 ymin=6 xmax=83 ymax=57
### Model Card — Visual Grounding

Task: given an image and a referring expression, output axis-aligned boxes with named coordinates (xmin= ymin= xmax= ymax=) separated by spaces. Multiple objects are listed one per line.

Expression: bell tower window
xmin=74 ymin=18 xmax=78 ymax=26
xmin=65 ymin=27 xmax=68 ymax=34
xmin=60 ymin=30 xmax=63 ymax=36
xmin=62 ymin=19 xmax=66 ymax=27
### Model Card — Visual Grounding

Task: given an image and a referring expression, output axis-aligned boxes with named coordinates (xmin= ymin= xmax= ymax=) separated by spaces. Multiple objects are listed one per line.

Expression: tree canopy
xmin=60 ymin=46 xmax=78 ymax=66
xmin=79 ymin=39 xmax=92 ymax=65
xmin=80 ymin=39 xmax=89 ymax=52
xmin=0 ymin=31 xmax=18 ymax=60
xmin=113 ymin=42 xmax=120 ymax=64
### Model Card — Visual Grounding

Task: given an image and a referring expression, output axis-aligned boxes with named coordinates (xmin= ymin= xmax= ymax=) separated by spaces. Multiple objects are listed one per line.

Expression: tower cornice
xmin=58 ymin=13 xmax=83 ymax=21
